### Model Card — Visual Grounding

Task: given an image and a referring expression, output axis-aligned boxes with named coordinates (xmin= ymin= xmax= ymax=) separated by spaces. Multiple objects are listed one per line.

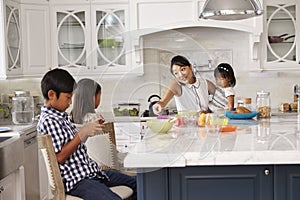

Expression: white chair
xmin=38 ymin=133 xmax=133 ymax=200
xmin=85 ymin=122 xmax=136 ymax=176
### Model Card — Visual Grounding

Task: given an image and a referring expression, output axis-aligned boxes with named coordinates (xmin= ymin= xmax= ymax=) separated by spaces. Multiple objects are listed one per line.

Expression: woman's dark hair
xmin=71 ymin=79 xmax=102 ymax=124
xmin=41 ymin=68 xmax=77 ymax=100
xmin=170 ymin=55 xmax=191 ymax=75
xmin=214 ymin=63 xmax=236 ymax=87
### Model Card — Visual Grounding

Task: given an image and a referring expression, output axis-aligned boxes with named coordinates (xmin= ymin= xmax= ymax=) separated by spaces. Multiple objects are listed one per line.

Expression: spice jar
xmin=256 ymin=90 xmax=271 ymax=118
xmin=12 ymin=91 xmax=34 ymax=124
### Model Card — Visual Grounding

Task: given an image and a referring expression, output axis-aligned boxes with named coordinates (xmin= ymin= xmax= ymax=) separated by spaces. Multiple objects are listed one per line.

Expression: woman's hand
xmin=153 ymin=103 xmax=163 ymax=115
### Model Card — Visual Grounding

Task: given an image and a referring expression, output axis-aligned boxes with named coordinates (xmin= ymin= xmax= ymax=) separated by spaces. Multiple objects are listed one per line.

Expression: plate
xmin=225 ymin=111 xmax=258 ymax=119
xmin=0 ymin=127 xmax=12 ymax=133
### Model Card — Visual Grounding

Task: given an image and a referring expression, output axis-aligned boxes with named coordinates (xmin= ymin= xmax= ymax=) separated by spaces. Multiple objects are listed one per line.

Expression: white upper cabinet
xmin=133 ymin=1 xmax=194 ymax=30
xmin=21 ymin=4 xmax=51 ymax=76
xmin=0 ymin=0 xmax=138 ymax=79
xmin=50 ymin=5 xmax=91 ymax=75
xmin=48 ymin=0 xmax=90 ymax=5
xmin=1 ymin=0 xmax=51 ymax=79
xmin=50 ymin=2 xmax=139 ymax=76
xmin=4 ymin=0 xmax=22 ymax=78
xmin=49 ymin=0 xmax=129 ymax=4
xmin=129 ymin=0 xmax=263 ymax=35
xmin=128 ymin=0 xmax=263 ymax=70
xmin=13 ymin=0 xmax=49 ymax=4
xmin=262 ymin=0 xmax=299 ymax=70
xmin=91 ymin=4 xmax=132 ymax=74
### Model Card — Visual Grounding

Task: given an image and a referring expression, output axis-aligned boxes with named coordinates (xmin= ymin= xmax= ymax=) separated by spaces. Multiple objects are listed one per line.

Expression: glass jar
xmin=243 ymin=98 xmax=252 ymax=111
xmin=12 ymin=91 xmax=34 ymax=124
xmin=256 ymin=90 xmax=271 ymax=118
xmin=237 ymin=99 xmax=244 ymax=107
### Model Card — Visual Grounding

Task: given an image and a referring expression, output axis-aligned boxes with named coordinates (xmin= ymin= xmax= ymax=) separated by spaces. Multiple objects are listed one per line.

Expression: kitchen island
xmin=124 ymin=115 xmax=300 ymax=200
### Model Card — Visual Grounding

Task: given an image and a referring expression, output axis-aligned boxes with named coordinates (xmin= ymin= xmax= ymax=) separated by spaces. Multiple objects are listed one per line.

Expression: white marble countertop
xmin=124 ymin=115 xmax=300 ymax=168
xmin=0 ymin=123 xmax=36 ymax=138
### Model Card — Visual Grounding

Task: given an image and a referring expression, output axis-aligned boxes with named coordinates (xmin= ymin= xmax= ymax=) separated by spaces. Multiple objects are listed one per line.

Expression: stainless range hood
xmin=200 ymin=0 xmax=263 ymax=20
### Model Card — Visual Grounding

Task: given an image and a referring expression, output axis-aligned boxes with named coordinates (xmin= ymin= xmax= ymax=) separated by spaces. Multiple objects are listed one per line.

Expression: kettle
xmin=148 ymin=94 xmax=161 ymax=116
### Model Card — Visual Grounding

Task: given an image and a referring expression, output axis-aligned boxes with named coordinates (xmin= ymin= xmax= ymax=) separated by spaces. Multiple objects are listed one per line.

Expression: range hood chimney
xmin=200 ymin=0 xmax=263 ymax=20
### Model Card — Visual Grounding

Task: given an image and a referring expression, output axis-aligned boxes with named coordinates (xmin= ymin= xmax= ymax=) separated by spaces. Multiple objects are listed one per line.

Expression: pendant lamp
xmin=200 ymin=0 xmax=263 ymax=20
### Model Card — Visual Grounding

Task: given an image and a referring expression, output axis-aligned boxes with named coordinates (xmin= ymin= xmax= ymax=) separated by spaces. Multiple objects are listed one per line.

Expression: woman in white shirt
xmin=153 ymin=55 xmax=216 ymax=115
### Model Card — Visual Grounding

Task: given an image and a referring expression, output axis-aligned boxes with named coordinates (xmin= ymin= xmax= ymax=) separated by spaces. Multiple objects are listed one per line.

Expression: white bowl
xmin=146 ymin=119 xmax=174 ymax=133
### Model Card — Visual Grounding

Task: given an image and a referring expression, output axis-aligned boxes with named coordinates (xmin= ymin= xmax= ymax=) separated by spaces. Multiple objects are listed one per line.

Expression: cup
xmin=179 ymin=110 xmax=199 ymax=127
xmin=205 ymin=113 xmax=220 ymax=137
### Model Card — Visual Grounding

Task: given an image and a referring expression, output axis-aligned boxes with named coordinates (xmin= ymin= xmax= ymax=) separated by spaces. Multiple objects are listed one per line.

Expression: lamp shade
xmin=200 ymin=0 xmax=263 ymax=20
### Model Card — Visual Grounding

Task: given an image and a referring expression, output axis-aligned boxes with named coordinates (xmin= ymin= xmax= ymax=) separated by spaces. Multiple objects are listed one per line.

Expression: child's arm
xmin=227 ymin=95 xmax=235 ymax=111
xmin=56 ymin=135 xmax=82 ymax=164
xmin=56 ymin=122 xmax=104 ymax=164
xmin=224 ymin=87 xmax=235 ymax=111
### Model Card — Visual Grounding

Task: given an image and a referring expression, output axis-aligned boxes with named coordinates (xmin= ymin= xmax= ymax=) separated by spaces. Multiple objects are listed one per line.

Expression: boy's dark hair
xmin=170 ymin=55 xmax=191 ymax=75
xmin=214 ymin=63 xmax=236 ymax=87
xmin=41 ymin=68 xmax=77 ymax=100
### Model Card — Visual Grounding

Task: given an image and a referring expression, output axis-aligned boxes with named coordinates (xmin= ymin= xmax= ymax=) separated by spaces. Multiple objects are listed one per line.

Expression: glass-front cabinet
xmin=91 ymin=6 xmax=126 ymax=70
xmin=51 ymin=4 xmax=129 ymax=75
xmin=51 ymin=5 xmax=90 ymax=74
xmin=4 ymin=0 xmax=22 ymax=76
xmin=263 ymin=0 xmax=300 ymax=70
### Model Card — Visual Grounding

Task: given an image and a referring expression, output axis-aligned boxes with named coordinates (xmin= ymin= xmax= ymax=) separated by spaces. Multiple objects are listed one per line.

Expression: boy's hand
xmin=95 ymin=115 xmax=105 ymax=124
xmin=78 ymin=122 xmax=104 ymax=142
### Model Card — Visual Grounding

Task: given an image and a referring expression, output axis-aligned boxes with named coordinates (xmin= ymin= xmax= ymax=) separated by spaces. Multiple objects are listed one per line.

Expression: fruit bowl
xmin=146 ymin=119 xmax=174 ymax=133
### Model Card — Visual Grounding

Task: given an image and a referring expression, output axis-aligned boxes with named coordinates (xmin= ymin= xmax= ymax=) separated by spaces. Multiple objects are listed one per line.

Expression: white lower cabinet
xmin=114 ymin=122 xmax=141 ymax=152
xmin=0 ymin=173 xmax=16 ymax=200
xmin=0 ymin=167 xmax=25 ymax=200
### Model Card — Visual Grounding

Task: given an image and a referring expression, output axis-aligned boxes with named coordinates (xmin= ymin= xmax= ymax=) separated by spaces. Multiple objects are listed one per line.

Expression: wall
xmin=0 ymin=27 xmax=299 ymax=116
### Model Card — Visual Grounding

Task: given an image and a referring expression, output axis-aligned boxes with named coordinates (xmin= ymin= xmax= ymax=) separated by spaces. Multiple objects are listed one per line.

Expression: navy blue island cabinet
xmin=137 ymin=165 xmax=300 ymax=200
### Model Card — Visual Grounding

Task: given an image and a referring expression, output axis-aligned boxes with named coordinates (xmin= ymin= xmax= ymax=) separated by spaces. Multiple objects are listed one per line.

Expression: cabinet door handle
xmin=264 ymin=169 xmax=270 ymax=176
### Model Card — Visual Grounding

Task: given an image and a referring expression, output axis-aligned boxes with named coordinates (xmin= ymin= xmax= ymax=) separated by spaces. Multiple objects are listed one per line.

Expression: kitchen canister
xmin=243 ymin=98 xmax=252 ymax=111
xmin=256 ymin=90 xmax=271 ymax=118
xmin=12 ymin=90 xmax=34 ymax=124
